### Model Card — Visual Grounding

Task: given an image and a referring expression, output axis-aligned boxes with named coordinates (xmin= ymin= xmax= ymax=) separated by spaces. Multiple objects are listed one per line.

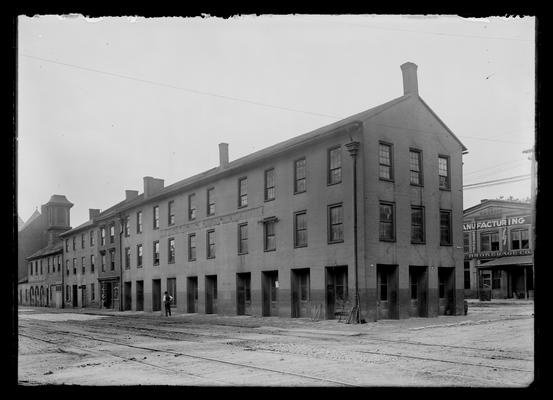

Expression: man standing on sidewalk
xmin=163 ymin=291 xmax=173 ymax=316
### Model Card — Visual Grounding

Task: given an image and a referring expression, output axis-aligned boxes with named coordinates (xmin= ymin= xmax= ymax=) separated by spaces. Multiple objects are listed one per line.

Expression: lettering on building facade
xmin=463 ymin=215 xmax=531 ymax=232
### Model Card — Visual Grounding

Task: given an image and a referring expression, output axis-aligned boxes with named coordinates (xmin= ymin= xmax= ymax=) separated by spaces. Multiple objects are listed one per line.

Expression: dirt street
xmin=18 ymin=300 xmax=534 ymax=387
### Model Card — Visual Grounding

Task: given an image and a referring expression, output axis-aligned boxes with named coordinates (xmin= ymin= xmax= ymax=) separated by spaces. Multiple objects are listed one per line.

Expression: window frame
xmin=90 ymin=230 xmax=95 ymax=246
xmin=168 ymin=237 xmax=175 ymax=264
xmin=207 ymin=188 xmax=215 ymax=216
xmin=153 ymin=205 xmax=160 ymax=230
xmin=327 ymin=146 xmax=342 ymax=186
xmin=238 ymin=177 xmax=248 ymax=208
xmin=294 ymin=210 xmax=308 ymax=248
xmin=168 ymin=200 xmax=175 ymax=226
xmin=124 ymin=247 xmax=131 ymax=269
xmin=264 ymin=168 xmax=276 ymax=202
xmin=438 ymin=155 xmax=451 ymax=190
xmin=410 ymin=205 xmax=425 ymax=244
xmin=188 ymin=233 xmax=197 ymax=261
xmin=440 ymin=209 xmax=453 ymax=246
xmin=328 ymin=203 xmax=344 ymax=244
xmin=378 ymin=141 xmax=394 ymax=182
xmin=90 ymin=254 xmax=95 ymax=273
xmin=188 ymin=193 xmax=196 ymax=221
xmin=109 ymin=224 xmax=115 ymax=244
xmin=379 ymin=201 xmax=396 ymax=242
xmin=237 ymin=223 xmax=248 ymax=255
xmin=136 ymin=211 xmax=143 ymax=234
xmin=409 ymin=148 xmax=423 ymax=186
xmin=153 ymin=241 xmax=160 ymax=266
xmin=124 ymin=217 xmax=130 ymax=237
xmin=206 ymin=229 xmax=216 ymax=259
xmin=136 ymin=244 xmax=143 ymax=268
xmin=263 ymin=219 xmax=277 ymax=252
xmin=294 ymin=157 xmax=306 ymax=194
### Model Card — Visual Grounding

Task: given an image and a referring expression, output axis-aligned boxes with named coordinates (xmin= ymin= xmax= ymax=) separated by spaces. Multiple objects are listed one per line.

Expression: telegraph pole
xmin=345 ymin=140 xmax=361 ymax=324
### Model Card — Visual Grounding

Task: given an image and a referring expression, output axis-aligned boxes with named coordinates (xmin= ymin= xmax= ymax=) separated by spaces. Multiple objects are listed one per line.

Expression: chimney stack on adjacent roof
xmin=89 ymin=209 xmax=101 ymax=220
xmin=400 ymin=62 xmax=418 ymax=95
xmin=219 ymin=143 xmax=229 ymax=167
xmin=143 ymin=176 xmax=165 ymax=198
xmin=125 ymin=190 xmax=139 ymax=201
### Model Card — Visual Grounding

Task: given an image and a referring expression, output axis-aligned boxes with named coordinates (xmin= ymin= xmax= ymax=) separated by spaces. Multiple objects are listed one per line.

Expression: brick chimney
xmin=400 ymin=62 xmax=418 ymax=95
xmin=143 ymin=177 xmax=164 ymax=198
xmin=219 ymin=143 xmax=229 ymax=167
xmin=125 ymin=190 xmax=139 ymax=201
xmin=89 ymin=209 xmax=101 ymax=220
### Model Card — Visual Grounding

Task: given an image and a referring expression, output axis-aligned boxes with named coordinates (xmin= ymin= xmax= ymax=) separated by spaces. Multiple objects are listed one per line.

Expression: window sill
xmin=327 ymin=181 xmax=342 ymax=187
xmin=411 ymin=241 xmax=426 ymax=245
xmin=328 ymin=240 xmax=344 ymax=245
xmin=294 ymin=244 xmax=308 ymax=249
xmin=238 ymin=205 xmax=248 ymax=209
xmin=238 ymin=252 xmax=248 ymax=256
xmin=379 ymin=238 xmax=396 ymax=243
xmin=294 ymin=190 xmax=306 ymax=195
xmin=207 ymin=256 xmax=216 ymax=260
xmin=440 ymin=243 xmax=453 ymax=247
xmin=439 ymin=187 xmax=451 ymax=192
xmin=379 ymin=178 xmax=394 ymax=183
xmin=264 ymin=198 xmax=275 ymax=203
xmin=264 ymin=249 xmax=276 ymax=253
xmin=410 ymin=183 xmax=424 ymax=187
xmin=188 ymin=259 xmax=196 ymax=262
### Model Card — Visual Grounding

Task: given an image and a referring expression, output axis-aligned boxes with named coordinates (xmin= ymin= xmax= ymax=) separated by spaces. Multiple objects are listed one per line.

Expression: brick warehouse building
xmin=19 ymin=62 xmax=467 ymax=321
xmin=463 ymin=199 xmax=534 ymax=300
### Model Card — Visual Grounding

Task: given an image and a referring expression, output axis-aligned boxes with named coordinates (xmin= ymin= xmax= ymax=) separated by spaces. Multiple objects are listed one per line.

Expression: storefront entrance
xmin=262 ymin=270 xmax=279 ymax=317
xmin=377 ymin=264 xmax=398 ymax=319
xmin=187 ymin=276 xmax=198 ymax=313
xmin=205 ymin=275 xmax=217 ymax=314
xmin=236 ymin=272 xmax=251 ymax=315
xmin=291 ymin=268 xmax=310 ymax=318
xmin=325 ymin=266 xmax=348 ymax=319
xmin=438 ymin=267 xmax=455 ymax=315
xmin=409 ymin=266 xmax=428 ymax=317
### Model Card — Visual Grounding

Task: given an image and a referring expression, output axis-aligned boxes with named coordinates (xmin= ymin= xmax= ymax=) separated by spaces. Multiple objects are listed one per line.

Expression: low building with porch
xmin=463 ymin=199 xmax=534 ymax=300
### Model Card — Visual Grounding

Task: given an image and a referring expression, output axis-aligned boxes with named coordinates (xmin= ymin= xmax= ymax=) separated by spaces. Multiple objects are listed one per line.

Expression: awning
xmin=477 ymin=255 xmax=533 ymax=268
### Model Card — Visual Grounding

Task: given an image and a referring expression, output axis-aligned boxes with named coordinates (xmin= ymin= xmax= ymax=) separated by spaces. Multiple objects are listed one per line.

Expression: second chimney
xmin=143 ymin=176 xmax=165 ymax=198
xmin=125 ymin=190 xmax=139 ymax=201
xmin=89 ymin=208 xmax=101 ymax=220
xmin=219 ymin=143 xmax=229 ymax=167
xmin=400 ymin=62 xmax=418 ymax=95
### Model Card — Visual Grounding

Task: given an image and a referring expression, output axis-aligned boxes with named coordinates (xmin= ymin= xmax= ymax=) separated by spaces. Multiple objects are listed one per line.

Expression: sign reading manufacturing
xmin=462 ymin=215 xmax=531 ymax=232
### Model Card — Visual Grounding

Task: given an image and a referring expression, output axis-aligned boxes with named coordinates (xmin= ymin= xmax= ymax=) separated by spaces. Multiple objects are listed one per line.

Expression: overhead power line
xmin=463 ymin=174 xmax=531 ymax=189
xmin=20 ymin=53 xmax=341 ymax=120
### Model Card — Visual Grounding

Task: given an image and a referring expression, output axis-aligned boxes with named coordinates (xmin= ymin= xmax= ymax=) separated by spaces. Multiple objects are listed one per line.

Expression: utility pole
xmin=345 ymin=140 xmax=361 ymax=324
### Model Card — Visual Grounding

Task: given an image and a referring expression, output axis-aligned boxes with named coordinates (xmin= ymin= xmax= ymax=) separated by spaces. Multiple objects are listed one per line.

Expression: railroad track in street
xmin=19 ymin=325 xmax=361 ymax=387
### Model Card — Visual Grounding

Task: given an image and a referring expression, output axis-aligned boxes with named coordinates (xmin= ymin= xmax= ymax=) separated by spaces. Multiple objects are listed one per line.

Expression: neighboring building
xmin=19 ymin=62 xmax=468 ymax=321
xmin=58 ymin=209 xmax=101 ymax=308
xmin=17 ymin=195 xmax=73 ymax=307
xmin=463 ymin=199 xmax=534 ymax=300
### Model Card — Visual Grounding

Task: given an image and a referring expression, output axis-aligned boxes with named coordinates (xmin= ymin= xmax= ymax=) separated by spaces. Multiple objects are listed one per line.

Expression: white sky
xmin=17 ymin=14 xmax=536 ymax=227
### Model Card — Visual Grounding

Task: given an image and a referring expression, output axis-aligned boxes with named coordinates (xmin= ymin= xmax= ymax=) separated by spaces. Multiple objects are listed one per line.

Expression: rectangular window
xmin=47 ymin=258 xmax=50 ymax=274
xmin=238 ymin=223 xmax=248 ymax=255
xmin=153 ymin=241 xmax=160 ymax=265
xmin=72 ymin=237 xmax=76 ymax=251
xmin=100 ymin=227 xmax=106 ymax=246
xmin=137 ymin=244 xmax=143 ymax=268
xmin=168 ymin=238 xmax=175 ymax=263
xmin=294 ymin=211 xmax=308 ymax=248
xmin=511 ymin=229 xmax=529 ymax=250
xmin=440 ymin=210 xmax=452 ymax=246
xmin=136 ymin=211 xmax=143 ymax=233
xmin=464 ymin=262 xmax=471 ymax=289
xmin=409 ymin=149 xmax=423 ymax=185
xmin=101 ymin=254 xmax=106 ymax=272
xmin=294 ymin=158 xmax=306 ymax=193
xmin=65 ymin=239 xmax=69 ymax=252
xmin=328 ymin=146 xmax=342 ymax=185
xmin=125 ymin=247 xmax=131 ymax=269
xmin=379 ymin=142 xmax=393 ymax=181
xmin=411 ymin=206 xmax=425 ymax=244
xmin=91 ymin=283 xmax=95 ymax=301
xmin=464 ymin=233 xmax=470 ymax=253
xmin=91 ymin=254 xmax=95 ymax=273
xmin=81 ymin=233 xmax=85 ymax=249
xmin=110 ymin=250 xmax=115 ymax=270
xmin=109 ymin=224 xmax=115 ymax=243
xmin=264 ymin=220 xmax=276 ymax=251
xmin=379 ymin=202 xmax=395 ymax=241
xmin=264 ymin=168 xmax=275 ymax=201
xmin=480 ymin=231 xmax=500 ymax=251
xmin=188 ymin=194 xmax=196 ymax=220
xmin=206 ymin=230 xmax=215 ymax=259
xmin=72 ymin=258 xmax=76 ymax=274
xmin=58 ymin=255 xmax=61 ymax=272
xmin=188 ymin=234 xmax=196 ymax=261
xmin=328 ymin=204 xmax=344 ymax=243
xmin=90 ymin=230 xmax=95 ymax=246
xmin=81 ymin=256 xmax=85 ymax=274
xmin=153 ymin=206 xmax=159 ymax=229
xmin=66 ymin=260 xmax=70 ymax=275
xmin=238 ymin=177 xmax=248 ymax=208
xmin=439 ymin=155 xmax=450 ymax=189
xmin=124 ymin=217 xmax=130 ymax=237
xmin=168 ymin=200 xmax=175 ymax=225
xmin=207 ymin=188 xmax=215 ymax=216
xmin=40 ymin=259 xmax=43 ymax=275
